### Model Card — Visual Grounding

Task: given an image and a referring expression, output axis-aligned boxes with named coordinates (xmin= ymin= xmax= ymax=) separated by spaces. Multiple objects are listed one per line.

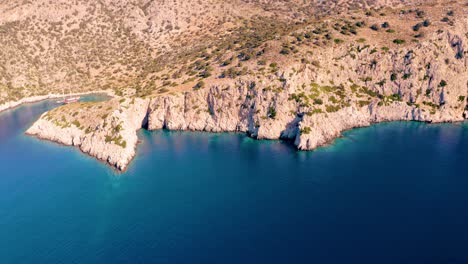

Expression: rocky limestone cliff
xmin=26 ymin=12 xmax=467 ymax=171
xmin=145 ymin=21 xmax=467 ymax=149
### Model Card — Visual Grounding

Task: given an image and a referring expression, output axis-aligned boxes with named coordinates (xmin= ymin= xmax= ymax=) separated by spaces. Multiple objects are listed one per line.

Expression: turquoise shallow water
xmin=0 ymin=98 xmax=467 ymax=264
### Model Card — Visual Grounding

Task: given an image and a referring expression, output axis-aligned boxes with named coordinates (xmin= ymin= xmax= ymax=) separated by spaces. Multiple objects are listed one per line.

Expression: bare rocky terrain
xmin=1 ymin=0 xmax=466 ymax=170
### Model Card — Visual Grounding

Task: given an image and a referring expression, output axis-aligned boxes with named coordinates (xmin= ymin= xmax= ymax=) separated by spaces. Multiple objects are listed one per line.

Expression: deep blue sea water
xmin=0 ymin=97 xmax=467 ymax=264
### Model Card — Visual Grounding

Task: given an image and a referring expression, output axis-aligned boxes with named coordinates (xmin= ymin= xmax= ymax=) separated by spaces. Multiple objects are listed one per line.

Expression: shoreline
xmin=21 ymin=96 xmax=468 ymax=172
xmin=24 ymin=116 xmax=468 ymax=173
xmin=0 ymin=90 xmax=114 ymax=114
xmin=297 ymin=119 xmax=467 ymax=152
xmin=26 ymin=104 xmax=468 ymax=172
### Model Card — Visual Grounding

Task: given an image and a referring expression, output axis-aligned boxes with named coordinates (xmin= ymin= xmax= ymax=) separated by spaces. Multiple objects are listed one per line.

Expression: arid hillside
xmin=1 ymin=0 xmax=465 ymax=104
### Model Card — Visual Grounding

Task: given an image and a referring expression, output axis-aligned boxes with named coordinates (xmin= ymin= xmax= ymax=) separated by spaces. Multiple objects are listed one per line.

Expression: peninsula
xmin=0 ymin=0 xmax=465 ymax=170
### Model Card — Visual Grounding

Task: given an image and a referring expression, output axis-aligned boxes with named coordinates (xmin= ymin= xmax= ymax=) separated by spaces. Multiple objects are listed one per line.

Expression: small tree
xmin=413 ymin=23 xmax=423 ymax=31
xmin=279 ymin=47 xmax=290 ymax=55
xmin=370 ymin=24 xmax=380 ymax=31
xmin=439 ymin=80 xmax=447 ymax=87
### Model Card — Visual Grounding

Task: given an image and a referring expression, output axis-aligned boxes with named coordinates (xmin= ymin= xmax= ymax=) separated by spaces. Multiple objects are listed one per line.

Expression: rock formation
xmin=27 ymin=98 xmax=149 ymax=170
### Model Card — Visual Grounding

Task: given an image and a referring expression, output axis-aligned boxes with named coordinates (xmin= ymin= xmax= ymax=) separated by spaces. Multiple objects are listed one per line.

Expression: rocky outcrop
xmin=27 ymin=98 xmax=149 ymax=171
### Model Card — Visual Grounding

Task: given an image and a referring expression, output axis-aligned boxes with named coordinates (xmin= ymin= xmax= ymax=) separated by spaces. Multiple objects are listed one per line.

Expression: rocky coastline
xmin=25 ymin=19 xmax=467 ymax=171
xmin=26 ymin=83 xmax=467 ymax=171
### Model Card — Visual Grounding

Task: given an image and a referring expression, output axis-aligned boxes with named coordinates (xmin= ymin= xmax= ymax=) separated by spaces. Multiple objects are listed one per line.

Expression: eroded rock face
xmin=146 ymin=80 xmax=304 ymax=140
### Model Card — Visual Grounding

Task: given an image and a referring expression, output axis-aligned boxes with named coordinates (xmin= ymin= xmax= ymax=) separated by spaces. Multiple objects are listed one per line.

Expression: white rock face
xmin=295 ymin=107 xmax=371 ymax=150
xmin=26 ymin=118 xmax=84 ymax=146
xmin=27 ymin=98 xmax=149 ymax=171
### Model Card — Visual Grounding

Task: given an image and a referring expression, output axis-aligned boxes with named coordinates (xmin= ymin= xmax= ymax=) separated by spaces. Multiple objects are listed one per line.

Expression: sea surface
xmin=0 ymin=97 xmax=467 ymax=264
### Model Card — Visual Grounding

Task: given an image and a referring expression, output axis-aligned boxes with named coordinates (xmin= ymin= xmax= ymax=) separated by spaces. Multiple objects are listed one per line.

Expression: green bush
xmin=413 ymin=23 xmax=423 ymax=31
xmin=279 ymin=47 xmax=290 ymax=55
xmin=72 ymin=120 xmax=81 ymax=128
xmin=267 ymin=106 xmax=277 ymax=119
xmin=358 ymin=100 xmax=371 ymax=107
xmin=376 ymin=80 xmax=386 ymax=86
xmin=221 ymin=57 xmax=233 ymax=66
xmin=425 ymin=88 xmax=432 ymax=96
xmin=313 ymin=98 xmax=323 ymax=105
xmin=423 ymin=19 xmax=431 ymax=27
xmin=416 ymin=9 xmax=426 ymax=18
xmin=326 ymin=105 xmax=341 ymax=113
xmin=334 ymin=38 xmax=344 ymax=44
xmin=301 ymin=126 xmax=312 ymax=135
xmin=199 ymin=70 xmax=211 ymax=78
xmin=390 ymin=93 xmax=402 ymax=101
xmin=193 ymin=81 xmax=205 ymax=90
xmin=370 ymin=24 xmax=380 ymax=31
